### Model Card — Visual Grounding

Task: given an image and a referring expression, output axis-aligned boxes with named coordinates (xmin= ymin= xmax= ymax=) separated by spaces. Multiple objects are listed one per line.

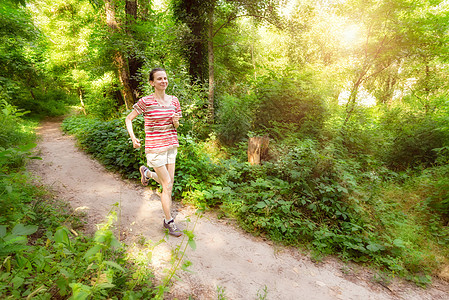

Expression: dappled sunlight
xmin=338 ymin=86 xmax=377 ymax=107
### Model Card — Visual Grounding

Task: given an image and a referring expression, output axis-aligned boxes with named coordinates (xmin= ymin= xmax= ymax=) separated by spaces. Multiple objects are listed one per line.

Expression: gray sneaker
xmin=139 ymin=166 xmax=150 ymax=186
xmin=163 ymin=220 xmax=182 ymax=237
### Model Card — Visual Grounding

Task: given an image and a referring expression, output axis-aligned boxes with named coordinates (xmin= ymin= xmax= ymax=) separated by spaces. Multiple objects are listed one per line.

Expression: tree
xmin=173 ymin=0 xmax=279 ymax=122
xmin=0 ymin=0 xmax=43 ymax=106
xmin=105 ymin=0 xmax=135 ymax=109
xmin=335 ymin=0 xmax=449 ymax=123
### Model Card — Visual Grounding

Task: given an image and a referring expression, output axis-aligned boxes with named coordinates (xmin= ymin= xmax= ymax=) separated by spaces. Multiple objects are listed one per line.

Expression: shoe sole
xmin=139 ymin=166 xmax=149 ymax=186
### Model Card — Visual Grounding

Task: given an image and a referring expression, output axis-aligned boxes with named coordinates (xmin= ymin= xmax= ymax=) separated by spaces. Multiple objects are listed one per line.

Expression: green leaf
xmin=55 ymin=227 xmax=70 ymax=246
xmin=6 ymin=186 xmax=12 ymax=194
xmin=11 ymin=224 xmax=38 ymax=237
xmin=11 ymin=276 xmax=24 ymax=288
xmin=104 ymin=261 xmax=125 ymax=272
xmin=69 ymin=282 xmax=91 ymax=300
xmin=255 ymin=201 xmax=266 ymax=209
xmin=188 ymin=238 xmax=196 ymax=250
xmin=393 ymin=238 xmax=405 ymax=248
xmin=97 ymin=283 xmax=115 ymax=289
xmin=366 ymin=243 xmax=384 ymax=252
xmin=0 ymin=225 xmax=6 ymax=238
xmin=83 ymin=244 xmax=102 ymax=260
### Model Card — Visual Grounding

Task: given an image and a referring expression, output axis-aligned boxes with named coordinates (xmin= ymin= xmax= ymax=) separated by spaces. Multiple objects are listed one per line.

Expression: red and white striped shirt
xmin=133 ymin=94 xmax=182 ymax=153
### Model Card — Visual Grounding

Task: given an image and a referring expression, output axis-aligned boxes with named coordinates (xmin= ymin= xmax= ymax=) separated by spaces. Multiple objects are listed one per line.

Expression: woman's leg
xmin=146 ymin=169 xmax=160 ymax=184
xmin=153 ymin=164 xmax=173 ymax=221
xmin=166 ymin=163 xmax=176 ymax=184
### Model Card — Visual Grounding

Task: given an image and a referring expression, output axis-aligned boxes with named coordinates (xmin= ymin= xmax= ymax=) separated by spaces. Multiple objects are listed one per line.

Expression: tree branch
xmin=213 ymin=13 xmax=281 ymax=38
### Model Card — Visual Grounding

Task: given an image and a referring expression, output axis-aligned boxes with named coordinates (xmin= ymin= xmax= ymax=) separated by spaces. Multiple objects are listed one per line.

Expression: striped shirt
xmin=133 ymin=94 xmax=182 ymax=154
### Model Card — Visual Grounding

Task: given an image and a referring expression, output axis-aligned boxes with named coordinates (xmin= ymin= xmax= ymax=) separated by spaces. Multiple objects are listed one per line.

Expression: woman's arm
xmin=172 ymin=112 xmax=180 ymax=129
xmin=125 ymin=110 xmax=141 ymax=148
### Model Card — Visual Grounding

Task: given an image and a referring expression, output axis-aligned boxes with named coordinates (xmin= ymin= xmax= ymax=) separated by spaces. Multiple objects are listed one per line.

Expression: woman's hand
xmin=132 ymin=138 xmax=141 ymax=149
xmin=172 ymin=113 xmax=181 ymax=128
xmin=172 ymin=113 xmax=181 ymax=123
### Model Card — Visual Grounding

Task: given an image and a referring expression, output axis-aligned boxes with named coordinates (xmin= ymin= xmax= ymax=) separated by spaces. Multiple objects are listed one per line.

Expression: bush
xmin=215 ymin=93 xmax=255 ymax=145
xmin=62 ymin=114 xmax=146 ymax=179
xmin=424 ymin=165 xmax=449 ymax=224
xmin=381 ymin=110 xmax=447 ymax=170
xmin=253 ymin=72 xmax=327 ymax=140
xmin=83 ymin=72 xmax=123 ymax=120
xmin=12 ymin=88 xmax=73 ymax=117
xmin=62 ymin=110 xmax=449 ymax=284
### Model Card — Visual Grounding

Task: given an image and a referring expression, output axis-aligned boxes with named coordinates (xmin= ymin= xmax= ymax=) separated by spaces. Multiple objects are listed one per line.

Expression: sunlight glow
xmin=279 ymin=0 xmax=297 ymax=19
xmin=341 ymin=24 xmax=362 ymax=46
xmin=338 ymin=86 xmax=376 ymax=107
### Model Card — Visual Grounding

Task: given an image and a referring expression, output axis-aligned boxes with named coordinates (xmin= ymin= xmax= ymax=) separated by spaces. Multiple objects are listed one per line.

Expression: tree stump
xmin=248 ymin=135 xmax=269 ymax=165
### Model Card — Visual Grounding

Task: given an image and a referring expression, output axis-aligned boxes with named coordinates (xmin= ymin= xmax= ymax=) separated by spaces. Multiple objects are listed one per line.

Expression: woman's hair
xmin=149 ymin=68 xmax=166 ymax=81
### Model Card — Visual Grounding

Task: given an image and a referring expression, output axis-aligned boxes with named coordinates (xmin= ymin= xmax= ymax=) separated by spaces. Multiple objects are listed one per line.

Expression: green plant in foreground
xmin=0 ymin=211 xmax=157 ymax=299
xmin=156 ymin=210 xmax=202 ymax=299
xmin=216 ymin=285 xmax=227 ymax=300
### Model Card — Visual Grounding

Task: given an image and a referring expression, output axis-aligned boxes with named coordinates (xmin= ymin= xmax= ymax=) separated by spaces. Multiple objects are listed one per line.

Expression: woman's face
xmin=150 ymin=71 xmax=168 ymax=91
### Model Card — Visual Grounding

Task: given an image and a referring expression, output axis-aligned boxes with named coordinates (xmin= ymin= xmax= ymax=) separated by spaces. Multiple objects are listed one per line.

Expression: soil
xmin=27 ymin=119 xmax=449 ymax=300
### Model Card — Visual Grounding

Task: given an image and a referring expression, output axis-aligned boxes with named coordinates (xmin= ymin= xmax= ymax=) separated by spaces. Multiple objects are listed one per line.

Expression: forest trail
xmin=27 ymin=119 xmax=449 ymax=300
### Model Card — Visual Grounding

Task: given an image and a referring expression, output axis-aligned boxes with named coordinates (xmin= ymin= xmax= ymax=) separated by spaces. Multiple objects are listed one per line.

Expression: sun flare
xmin=341 ymin=24 xmax=362 ymax=45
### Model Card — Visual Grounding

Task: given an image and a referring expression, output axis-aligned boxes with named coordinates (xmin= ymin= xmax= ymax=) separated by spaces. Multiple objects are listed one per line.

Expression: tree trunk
xmin=207 ymin=6 xmax=215 ymax=122
xmin=125 ymin=0 xmax=143 ymax=100
xmin=248 ymin=136 xmax=269 ymax=165
xmin=105 ymin=0 xmax=134 ymax=110
xmin=78 ymin=88 xmax=86 ymax=115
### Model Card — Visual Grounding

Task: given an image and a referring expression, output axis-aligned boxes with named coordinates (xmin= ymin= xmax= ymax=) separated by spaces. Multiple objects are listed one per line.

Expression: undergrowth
xmin=1 ymin=110 xmax=190 ymax=299
xmin=61 ymin=114 xmax=449 ymax=287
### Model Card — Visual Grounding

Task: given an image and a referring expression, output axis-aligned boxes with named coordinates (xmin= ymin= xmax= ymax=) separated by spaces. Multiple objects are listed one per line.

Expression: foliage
xmin=0 ymin=0 xmax=75 ymax=117
xmin=0 ymin=111 xmax=160 ymax=299
xmin=0 ymin=214 xmax=156 ymax=299
xmin=61 ymin=102 xmax=449 ymax=283
xmin=215 ymin=93 xmax=255 ymax=145
xmin=62 ymin=114 xmax=146 ymax=180
xmin=423 ymin=164 xmax=449 ymax=224
xmin=381 ymin=110 xmax=447 ymax=170
xmin=253 ymin=70 xmax=327 ymax=140
xmin=3 ymin=0 xmax=449 ymax=290
xmin=165 ymin=71 xmax=210 ymax=139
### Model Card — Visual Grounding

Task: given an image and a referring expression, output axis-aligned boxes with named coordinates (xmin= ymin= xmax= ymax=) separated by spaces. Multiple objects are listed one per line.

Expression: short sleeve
xmin=133 ymin=98 xmax=146 ymax=115
xmin=173 ymin=96 xmax=182 ymax=117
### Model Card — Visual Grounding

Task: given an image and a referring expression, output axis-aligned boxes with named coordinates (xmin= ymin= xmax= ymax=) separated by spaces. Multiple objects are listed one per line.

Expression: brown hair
xmin=149 ymin=68 xmax=166 ymax=81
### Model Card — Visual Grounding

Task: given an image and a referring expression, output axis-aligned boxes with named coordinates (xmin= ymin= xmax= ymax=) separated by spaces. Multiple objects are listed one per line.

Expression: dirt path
xmin=27 ymin=119 xmax=449 ymax=300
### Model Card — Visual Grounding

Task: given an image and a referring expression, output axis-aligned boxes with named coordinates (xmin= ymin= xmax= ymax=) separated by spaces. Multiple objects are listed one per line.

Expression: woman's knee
xmin=162 ymin=179 xmax=173 ymax=192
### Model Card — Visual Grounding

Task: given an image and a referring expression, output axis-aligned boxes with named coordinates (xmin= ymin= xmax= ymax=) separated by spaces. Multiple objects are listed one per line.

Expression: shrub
xmin=215 ymin=93 xmax=255 ymax=145
xmin=253 ymin=72 xmax=327 ymax=140
xmin=424 ymin=165 xmax=449 ymax=224
xmin=381 ymin=111 xmax=446 ymax=170
xmin=62 ymin=114 xmax=146 ymax=180
xmin=12 ymin=88 xmax=73 ymax=117
xmin=83 ymin=72 xmax=123 ymax=120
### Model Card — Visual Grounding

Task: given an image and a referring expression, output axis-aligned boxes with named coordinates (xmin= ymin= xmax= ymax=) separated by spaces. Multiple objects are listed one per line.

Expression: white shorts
xmin=146 ymin=148 xmax=178 ymax=168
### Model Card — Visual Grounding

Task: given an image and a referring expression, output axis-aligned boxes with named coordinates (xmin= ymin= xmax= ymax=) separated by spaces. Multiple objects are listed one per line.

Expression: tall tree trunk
xmin=105 ymin=0 xmax=134 ymax=110
xmin=78 ymin=88 xmax=86 ymax=115
xmin=207 ymin=6 xmax=215 ymax=122
xmin=125 ymin=0 xmax=143 ymax=101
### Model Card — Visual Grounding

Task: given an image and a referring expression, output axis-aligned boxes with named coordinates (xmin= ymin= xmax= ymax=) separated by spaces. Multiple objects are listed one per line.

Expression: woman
xmin=125 ymin=68 xmax=182 ymax=237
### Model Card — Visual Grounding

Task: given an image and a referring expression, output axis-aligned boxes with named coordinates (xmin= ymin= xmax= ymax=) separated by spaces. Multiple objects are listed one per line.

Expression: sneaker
xmin=139 ymin=166 xmax=150 ymax=186
xmin=163 ymin=219 xmax=182 ymax=237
